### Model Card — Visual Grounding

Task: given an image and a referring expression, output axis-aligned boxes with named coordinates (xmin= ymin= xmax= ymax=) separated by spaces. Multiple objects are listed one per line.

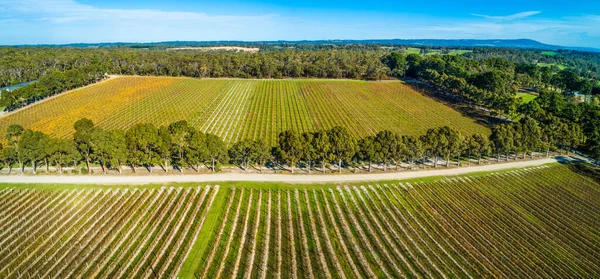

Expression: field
xmin=1 ymin=164 xmax=599 ymax=278
xmin=189 ymin=164 xmax=600 ymax=278
xmin=404 ymin=48 xmax=472 ymax=56
xmin=0 ymin=185 xmax=219 ymax=279
xmin=541 ymin=51 xmax=559 ymax=56
xmin=0 ymin=76 xmax=488 ymax=145
xmin=517 ymin=92 xmax=537 ymax=103
xmin=166 ymin=47 xmax=260 ymax=53
xmin=537 ymin=62 xmax=566 ymax=70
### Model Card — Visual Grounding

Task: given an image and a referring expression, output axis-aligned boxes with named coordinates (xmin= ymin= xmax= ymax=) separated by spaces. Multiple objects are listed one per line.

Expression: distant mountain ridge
xmin=5 ymin=39 xmax=599 ymax=53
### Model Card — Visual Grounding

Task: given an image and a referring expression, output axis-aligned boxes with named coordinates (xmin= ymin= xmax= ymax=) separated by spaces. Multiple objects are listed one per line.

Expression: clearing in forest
xmin=0 ymin=76 xmax=489 ymax=145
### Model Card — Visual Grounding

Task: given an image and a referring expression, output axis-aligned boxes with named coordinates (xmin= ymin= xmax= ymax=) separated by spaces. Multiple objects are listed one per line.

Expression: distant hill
xmin=5 ymin=39 xmax=600 ymax=53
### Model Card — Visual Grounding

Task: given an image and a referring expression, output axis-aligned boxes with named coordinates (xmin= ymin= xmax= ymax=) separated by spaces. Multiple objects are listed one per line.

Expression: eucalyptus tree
xmin=313 ymin=130 xmax=331 ymax=173
xmin=19 ymin=130 xmax=49 ymax=174
xmin=563 ymin=123 xmax=586 ymax=155
xmin=402 ymin=135 xmax=424 ymax=169
xmin=1 ymin=146 xmax=17 ymax=173
xmin=469 ymin=134 xmax=490 ymax=165
xmin=73 ymin=118 xmax=96 ymax=174
xmin=250 ymin=139 xmax=271 ymax=172
xmin=328 ymin=126 xmax=356 ymax=173
xmin=186 ymin=129 xmax=208 ymax=172
xmin=6 ymin=124 xmax=24 ymax=173
xmin=47 ymin=139 xmax=79 ymax=174
xmin=229 ymin=140 xmax=252 ymax=171
xmin=375 ymin=130 xmax=399 ymax=171
xmin=490 ymin=124 xmax=514 ymax=161
xmin=301 ymin=132 xmax=316 ymax=173
xmin=440 ymin=126 xmax=463 ymax=167
xmin=511 ymin=123 xmax=524 ymax=160
xmin=358 ymin=135 xmax=379 ymax=172
xmin=276 ymin=130 xmax=302 ymax=173
xmin=520 ymin=117 xmax=542 ymax=159
xmin=421 ymin=128 xmax=442 ymax=168
xmin=105 ymin=129 xmax=127 ymax=173
xmin=206 ymin=133 xmax=228 ymax=172
xmin=157 ymin=126 xmax=173 ymax=172
xmin=90 ymin=127 xmax=110 ymax=174
xmin=168 ymin=121 xmax=196 ymax=172
xmin=126 ymin=123 xmax=160 ymax=173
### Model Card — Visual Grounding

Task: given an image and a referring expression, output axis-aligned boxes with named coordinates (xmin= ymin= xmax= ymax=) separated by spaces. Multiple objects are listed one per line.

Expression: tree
xmin=19 ymin=130 xmax=49 ymax=174
xmin=511 ymin=123 xmax=524 ymax=160
xmin=250 ymin=139 xmax=270 ymax=173
xmin=1 ymin=147 xmax=17 ymax=174
xmin=470 ymin=134 xmax=490 ymax=164
xmin=157 ymin=126 xmax=173 ymax=172
xmin=276 ymin=130 xmax=302 ymax=173
xmin=126 ymin=123 xmax=160 ymax=173
xmin=391 ymin=135 xmax=407 ymax=170
xmin=420 ymin=129 xmax=440 ymax=168
xmin=590 ymin=143 xmax=600 ymax=165
xmin=89 ymin=129 xmax=127 ymax=174
xmin=90 ymin=128 xmax=110 ymax=174
xmin=358 ymin=136 xmax=379 ymax=172
xmin=106 ymin=130 xmax=127 ymax=173
xmin=520 ymin=117 xmax=542 ymax=159
xmin=229 ymin=140 xmax=252 ymax=170
xmin=402 ymin=135 xmax=423 ymax=169
xmin=490 ymin=124 xmax=514 ymax=161
xmin=563 ymin=123 xmax=586 ymax=154
xmin=47 ymin=139 xmax=78 ymax=174
xmin=186 ymin=130 xmax=208 ymax=172
xmin=328 ymin=126 xmax=356 ymax=173
xmin=169 ymin=121 xmax=194 ymax=172
xmin=382 ymin=52 xmax=408 ymax=78
xmin=300 ymin=132 xmax=316 ymax=173
xmin=73 ymin=118 xmax=96 ymax=174
xmin=6 ymin=124 xmax=24 ymax=173
xmin=206 ymin=134 xmax=227 ymax=172
xmin=375 ymin=130 xmax=399 ymax=172
xmin=439 ymin=126 xmax=463 ymax=167
xmin=313 ymin=130 xmax=331 ymax=173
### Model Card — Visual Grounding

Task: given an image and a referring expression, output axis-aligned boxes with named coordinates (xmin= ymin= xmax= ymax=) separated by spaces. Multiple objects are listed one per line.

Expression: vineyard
xmin=0 ymin=76 xmax=488 ymax=145
xmin=0 ymin=185 xmax=219 ymax=279
xmin=1 ymin=164 xmax=598 ymax=278
xmin=190 ymin=164 xmax=600 ymax=278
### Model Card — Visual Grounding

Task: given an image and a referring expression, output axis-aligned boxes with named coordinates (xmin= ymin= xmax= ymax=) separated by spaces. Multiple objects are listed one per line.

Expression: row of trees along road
xmin=0 ymin=115 xmax=593 ymax=175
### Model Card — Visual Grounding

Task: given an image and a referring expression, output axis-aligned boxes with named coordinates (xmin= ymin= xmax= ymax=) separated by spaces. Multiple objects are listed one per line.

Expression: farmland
xmin=0 ymin=76 xmax=488 ymax=145
xmin=189 ymin=164 xmax=600 ymax=278
xmin=1 ymin=164 xmax=599 ymax=278
xmin=0 ymin=185 xmax=219 ymax=279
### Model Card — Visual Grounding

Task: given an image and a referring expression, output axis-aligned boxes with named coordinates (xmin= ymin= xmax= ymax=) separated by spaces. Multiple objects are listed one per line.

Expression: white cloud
xmin=0 ymin=0 xmax=281 ymax=43
xmin=472 ymin=11 xmax=541 ymax=20
xmin=0 ymin=0 xmax=277 ymax=25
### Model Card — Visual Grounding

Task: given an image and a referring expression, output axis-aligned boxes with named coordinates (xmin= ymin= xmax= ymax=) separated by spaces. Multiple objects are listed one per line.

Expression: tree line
xmin=0 ymin=68 xmax=105 ymax=111
xmin=1 ymin=115 xmax=595 ymax=175
xmin=383 ymin=52 xmax=598 ymax=116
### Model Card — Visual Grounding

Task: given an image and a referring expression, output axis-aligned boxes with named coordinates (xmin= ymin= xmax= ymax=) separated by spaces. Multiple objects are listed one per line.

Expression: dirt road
xmin=0 ymin=158 xmax=558 ymax=185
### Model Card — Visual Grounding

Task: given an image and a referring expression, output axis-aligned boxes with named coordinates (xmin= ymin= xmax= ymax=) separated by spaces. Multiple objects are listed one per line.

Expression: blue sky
xmin=0 ymin=0 xmax=599 ymax=47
